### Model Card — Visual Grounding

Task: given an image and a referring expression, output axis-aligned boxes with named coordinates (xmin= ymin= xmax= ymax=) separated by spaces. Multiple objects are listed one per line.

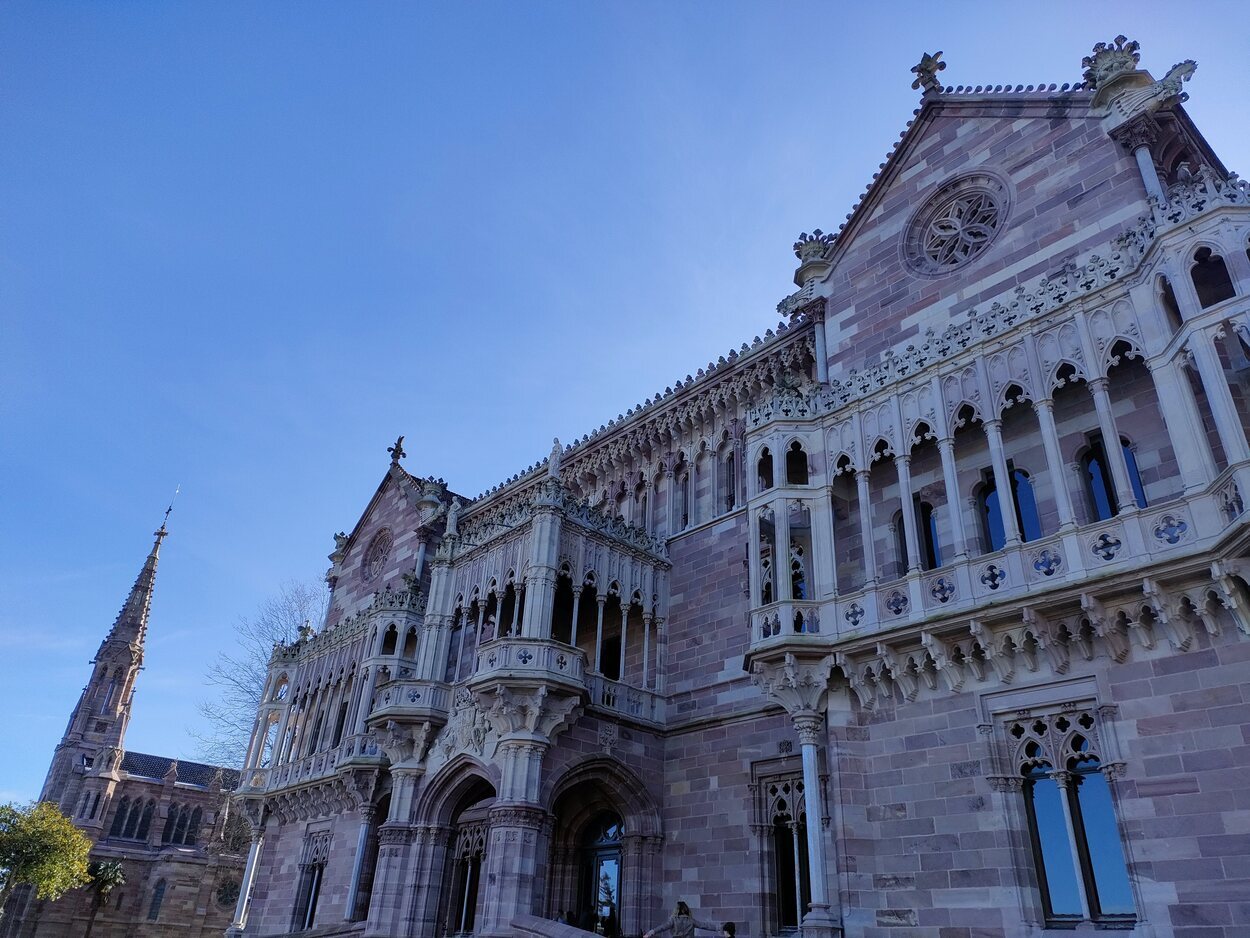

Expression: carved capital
xmin=379 ymin=719 xmax=435 ymax=767
xmin=791 ymin=710 xmax=824 ymax=746
xmin=1110 ymin=112 xmax=1161 ymax=153
xmin=488 ymin=805 xmax=547 ymax=830
xmin=750 ymin=652 xmax=833 ymax=715
xmin=378 ymin=824 xmax=416 ymax=847
xmin=987 ymin=775 xmax=1024 ymax=794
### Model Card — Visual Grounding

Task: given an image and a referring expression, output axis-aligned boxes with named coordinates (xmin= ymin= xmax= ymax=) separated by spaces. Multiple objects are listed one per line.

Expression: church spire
xmin=98 ymin=504 xmax=172 ymax=655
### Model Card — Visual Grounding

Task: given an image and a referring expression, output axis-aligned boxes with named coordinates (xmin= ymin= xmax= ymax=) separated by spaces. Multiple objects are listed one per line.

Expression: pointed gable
xmin=816 ymin=87 xmax=1149 ymax=371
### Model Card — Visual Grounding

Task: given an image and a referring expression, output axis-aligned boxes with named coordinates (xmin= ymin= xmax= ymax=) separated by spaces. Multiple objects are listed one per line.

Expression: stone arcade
xmin=231 ymin=39 xmax=1250 ymax=938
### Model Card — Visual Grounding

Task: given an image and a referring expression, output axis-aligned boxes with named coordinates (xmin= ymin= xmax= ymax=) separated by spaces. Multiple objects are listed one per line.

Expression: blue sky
xmin=2 ymin=2 xmax=1246 ymax=803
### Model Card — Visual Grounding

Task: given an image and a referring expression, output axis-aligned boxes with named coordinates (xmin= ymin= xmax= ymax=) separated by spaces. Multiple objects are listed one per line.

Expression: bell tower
xmin=39 ymin=512 xmax=170 ymax=813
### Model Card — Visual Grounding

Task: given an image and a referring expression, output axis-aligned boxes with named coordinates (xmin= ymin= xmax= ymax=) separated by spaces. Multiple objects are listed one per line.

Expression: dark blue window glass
xmin=1072 ymin=763 xmax=1135 ymax=917
xmin=1122 ymin=441 xmax=1148 ymax=510
xmin=1084 ymin=443 xmax=1116 ymax=521
xmin=1025 ymin=764 xmax=1083 ymax=919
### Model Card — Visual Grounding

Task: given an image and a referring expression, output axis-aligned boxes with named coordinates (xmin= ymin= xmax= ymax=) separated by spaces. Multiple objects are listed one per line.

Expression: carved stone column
xmin=226 ymin=825 xmax=266 ymax=935
xmin=1188 ymin=328 xmax=1250 ymax=464
xmin=750 ymin=653 xmax=841 ymax=937
xmin=471 ymin=682 xmax=583 ymax=937
xmin=855 ymin=469 xmax=877 ymax=585
xmin=344 ymin=803 xmax=376 ymax=921
xmin=480 ymin=804 xmax=548 ymax=935
xmin=620 ymin=833 xmax=647 ymax=938
xmin=983 ymin=418 xmax=1022 ymax=546
xmin=1111 ymin=113 xmax=1165 ymax=203
xmin=1032 ymin=398 xmax=1078 ymax=529
xmin=405 ymin=825 xmax=453 ymax=937
xmin=1087 ymin=377 xmax=1140 ymax=512
xmin=936 ymin=436 xmax=970 ymax=559
xmin=1147 ymin=355 xmax=1218 ymax=492
xmin=894 ymin=454 xmax=922 ymax=573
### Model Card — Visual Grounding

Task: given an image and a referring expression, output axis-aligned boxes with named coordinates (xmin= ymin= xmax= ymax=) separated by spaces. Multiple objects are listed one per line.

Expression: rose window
xmin=904 ymin=173 xmax=1008 ymax=275
xmin=364 ymin=528 xmax=393 ymax=580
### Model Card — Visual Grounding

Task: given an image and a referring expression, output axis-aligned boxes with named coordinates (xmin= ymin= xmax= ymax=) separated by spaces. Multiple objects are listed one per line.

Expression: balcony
xmin=469 ymin=636 xmax=586 ymax=696
xmin=747 ymin=467 xmax=1248 ymax=660
xmin=585 ymin=673 xmax=664 ymax=727
xmin=367 ymin=678 xmax=452 ymax=726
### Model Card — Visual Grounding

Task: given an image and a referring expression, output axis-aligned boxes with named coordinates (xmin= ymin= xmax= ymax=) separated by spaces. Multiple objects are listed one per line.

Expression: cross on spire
xmin=388 ymin=435 xmax=407 ymax=466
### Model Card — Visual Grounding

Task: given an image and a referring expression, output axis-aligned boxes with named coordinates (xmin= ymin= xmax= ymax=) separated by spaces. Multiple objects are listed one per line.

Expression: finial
xmin=388 ymin=435 xmax=406 ymax=466
xmin=548 ymin=437 xmax=563 ymax=480
xmin=910 ymin=51 xmax=946 ymax=95
xmin=156 ymin=485 xmax=179 ymax=540
xmin=1082 ymin=35 xmax=1140 ymax=89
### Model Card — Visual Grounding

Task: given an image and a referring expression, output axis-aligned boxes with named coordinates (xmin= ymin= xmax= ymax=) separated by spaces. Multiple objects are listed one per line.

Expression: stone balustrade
xmin=471 ymin=636 xmax=586 ymax=692
xmin=749 ymin=466 xmax=1246 ymax=649
xmin=584 ymin=672 xmax=665 ymax=726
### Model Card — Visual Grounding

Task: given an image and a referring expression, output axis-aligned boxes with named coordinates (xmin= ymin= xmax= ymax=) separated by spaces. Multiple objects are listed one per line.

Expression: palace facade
xmin=230 ymin=38 xmax=1250 ymax=938
xmin=2 ymin=522 xmax=248 ymax=938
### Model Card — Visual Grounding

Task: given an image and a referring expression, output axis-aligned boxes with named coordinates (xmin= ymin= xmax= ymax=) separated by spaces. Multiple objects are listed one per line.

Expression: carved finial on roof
xmin=446 ymin=497 xmax=462 ymax=537
xmin=910 ymin=50 xmax=946 ymax=94
xmin=388 ymin=435 xmax=406 ymax=466
xmin=548 ymin=438 xmax=562 ymax=480
xmin=163 ymin=761 xmax=179 ymax=783
xmin=1082 ymin=35 xmax=1140 ymax=89
xmin=791 ymin=229 xmax=836 ymax=289
xmin=297 ymin=619 xmax=314 ymax=641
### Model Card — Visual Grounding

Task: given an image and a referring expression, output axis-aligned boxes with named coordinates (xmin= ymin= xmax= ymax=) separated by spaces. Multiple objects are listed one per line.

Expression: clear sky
xmin=2 ymin=2 xmax=1246 ymax=804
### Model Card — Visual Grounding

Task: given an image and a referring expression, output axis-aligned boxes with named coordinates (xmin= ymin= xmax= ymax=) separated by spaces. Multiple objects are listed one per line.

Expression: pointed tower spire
xmin=99 ymin=510 xmax=170 ymax=653
xmin=42 ymin=503 xmax=177 ymax=808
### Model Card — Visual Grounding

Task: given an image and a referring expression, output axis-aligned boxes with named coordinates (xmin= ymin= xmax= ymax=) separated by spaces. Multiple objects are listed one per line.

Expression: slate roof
xmin=120 ymin=751 xmax=240 ymax=790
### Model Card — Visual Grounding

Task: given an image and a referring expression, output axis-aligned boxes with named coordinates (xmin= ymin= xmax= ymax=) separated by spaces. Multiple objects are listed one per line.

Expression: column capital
xmin=487 ymin=804 xmax=547 ymax=830
xmin=1109 ymin=112 xmax=1161 ymax=153
xmin=791 ymin=710 xmax=825 ymax=746
xmin=1087 ymin=375 xmax=1111 ymax=395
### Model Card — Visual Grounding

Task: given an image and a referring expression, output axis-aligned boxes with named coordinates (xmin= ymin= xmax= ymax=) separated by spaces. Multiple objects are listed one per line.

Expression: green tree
xmin=0 ymin=801 xmax=91 ymax=917
xmin=82 ymin=861 xmax=125 ymax=938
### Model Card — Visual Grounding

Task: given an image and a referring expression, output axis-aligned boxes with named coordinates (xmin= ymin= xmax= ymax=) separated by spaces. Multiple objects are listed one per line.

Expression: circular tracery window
xmin=364 ymin=528 xmax=393 ymax=580
xmin=903 ymin=173 xmax=1009 ymax=276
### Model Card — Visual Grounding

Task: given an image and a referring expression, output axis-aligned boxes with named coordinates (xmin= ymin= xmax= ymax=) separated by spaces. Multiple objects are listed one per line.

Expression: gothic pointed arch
xmin=545 ymin=756 xmax=661 ymax=838
xmin=413 ymin=753 xmax=499 ymax=827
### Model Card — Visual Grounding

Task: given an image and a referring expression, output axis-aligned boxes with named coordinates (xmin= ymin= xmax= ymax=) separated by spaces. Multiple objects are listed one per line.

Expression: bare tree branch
xmin=191 ymin=579 xmax=327 ymax=768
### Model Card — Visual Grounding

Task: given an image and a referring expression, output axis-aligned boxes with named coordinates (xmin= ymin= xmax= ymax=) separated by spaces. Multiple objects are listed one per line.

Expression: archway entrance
xmin=442 ymin=778 xmax=496 ymax=936
xmin=547 ymin=760 xmax=662 ymax=938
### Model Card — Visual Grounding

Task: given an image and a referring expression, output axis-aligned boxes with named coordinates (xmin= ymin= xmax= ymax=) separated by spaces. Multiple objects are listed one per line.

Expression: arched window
xmin=1157 ymin=275 xmax=1183 ymax=332
xmin=1190 ymin=247 xmax=1235 ymax=308
xmin=757 ymin=448 xmax=774 ymax=492
xmin=978 ymin=464 xmax=1042 ymax=551
xmin=185 ymin=807 xmax=202 ymax=846
xmin=147 ymin=879 xmax=167 ymax=922
xmin=380 ymin=625 xmax=398 ymax=656
xmin=109 ymin=796 xmax=130 ymax=838
xmin=163 ymin=803 xmax=181 ymax=843
xmin=718 ymin=450 xmax=737 ymax=513
xmin=1010 ymin=711 xmax=1134 ymax=926
xmin=766 ymin=777 xmax=810 ymax=932
xmin=402 ymin=627 xmax=418 ymax=659
xmin=758 ymin=510 xmax=776 ymax=605
xmin=785 ymin=442 xmax=809 ymax=485
xmin=1081 ymin=435 xmax=1148 ymax=520
xmin=173 ymin=805 xmax=191 ymax=845
xmin=679 ymin=472 xmax=691 ymax=529
xmin=136 ymin=799 xmax=155 ymax=840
